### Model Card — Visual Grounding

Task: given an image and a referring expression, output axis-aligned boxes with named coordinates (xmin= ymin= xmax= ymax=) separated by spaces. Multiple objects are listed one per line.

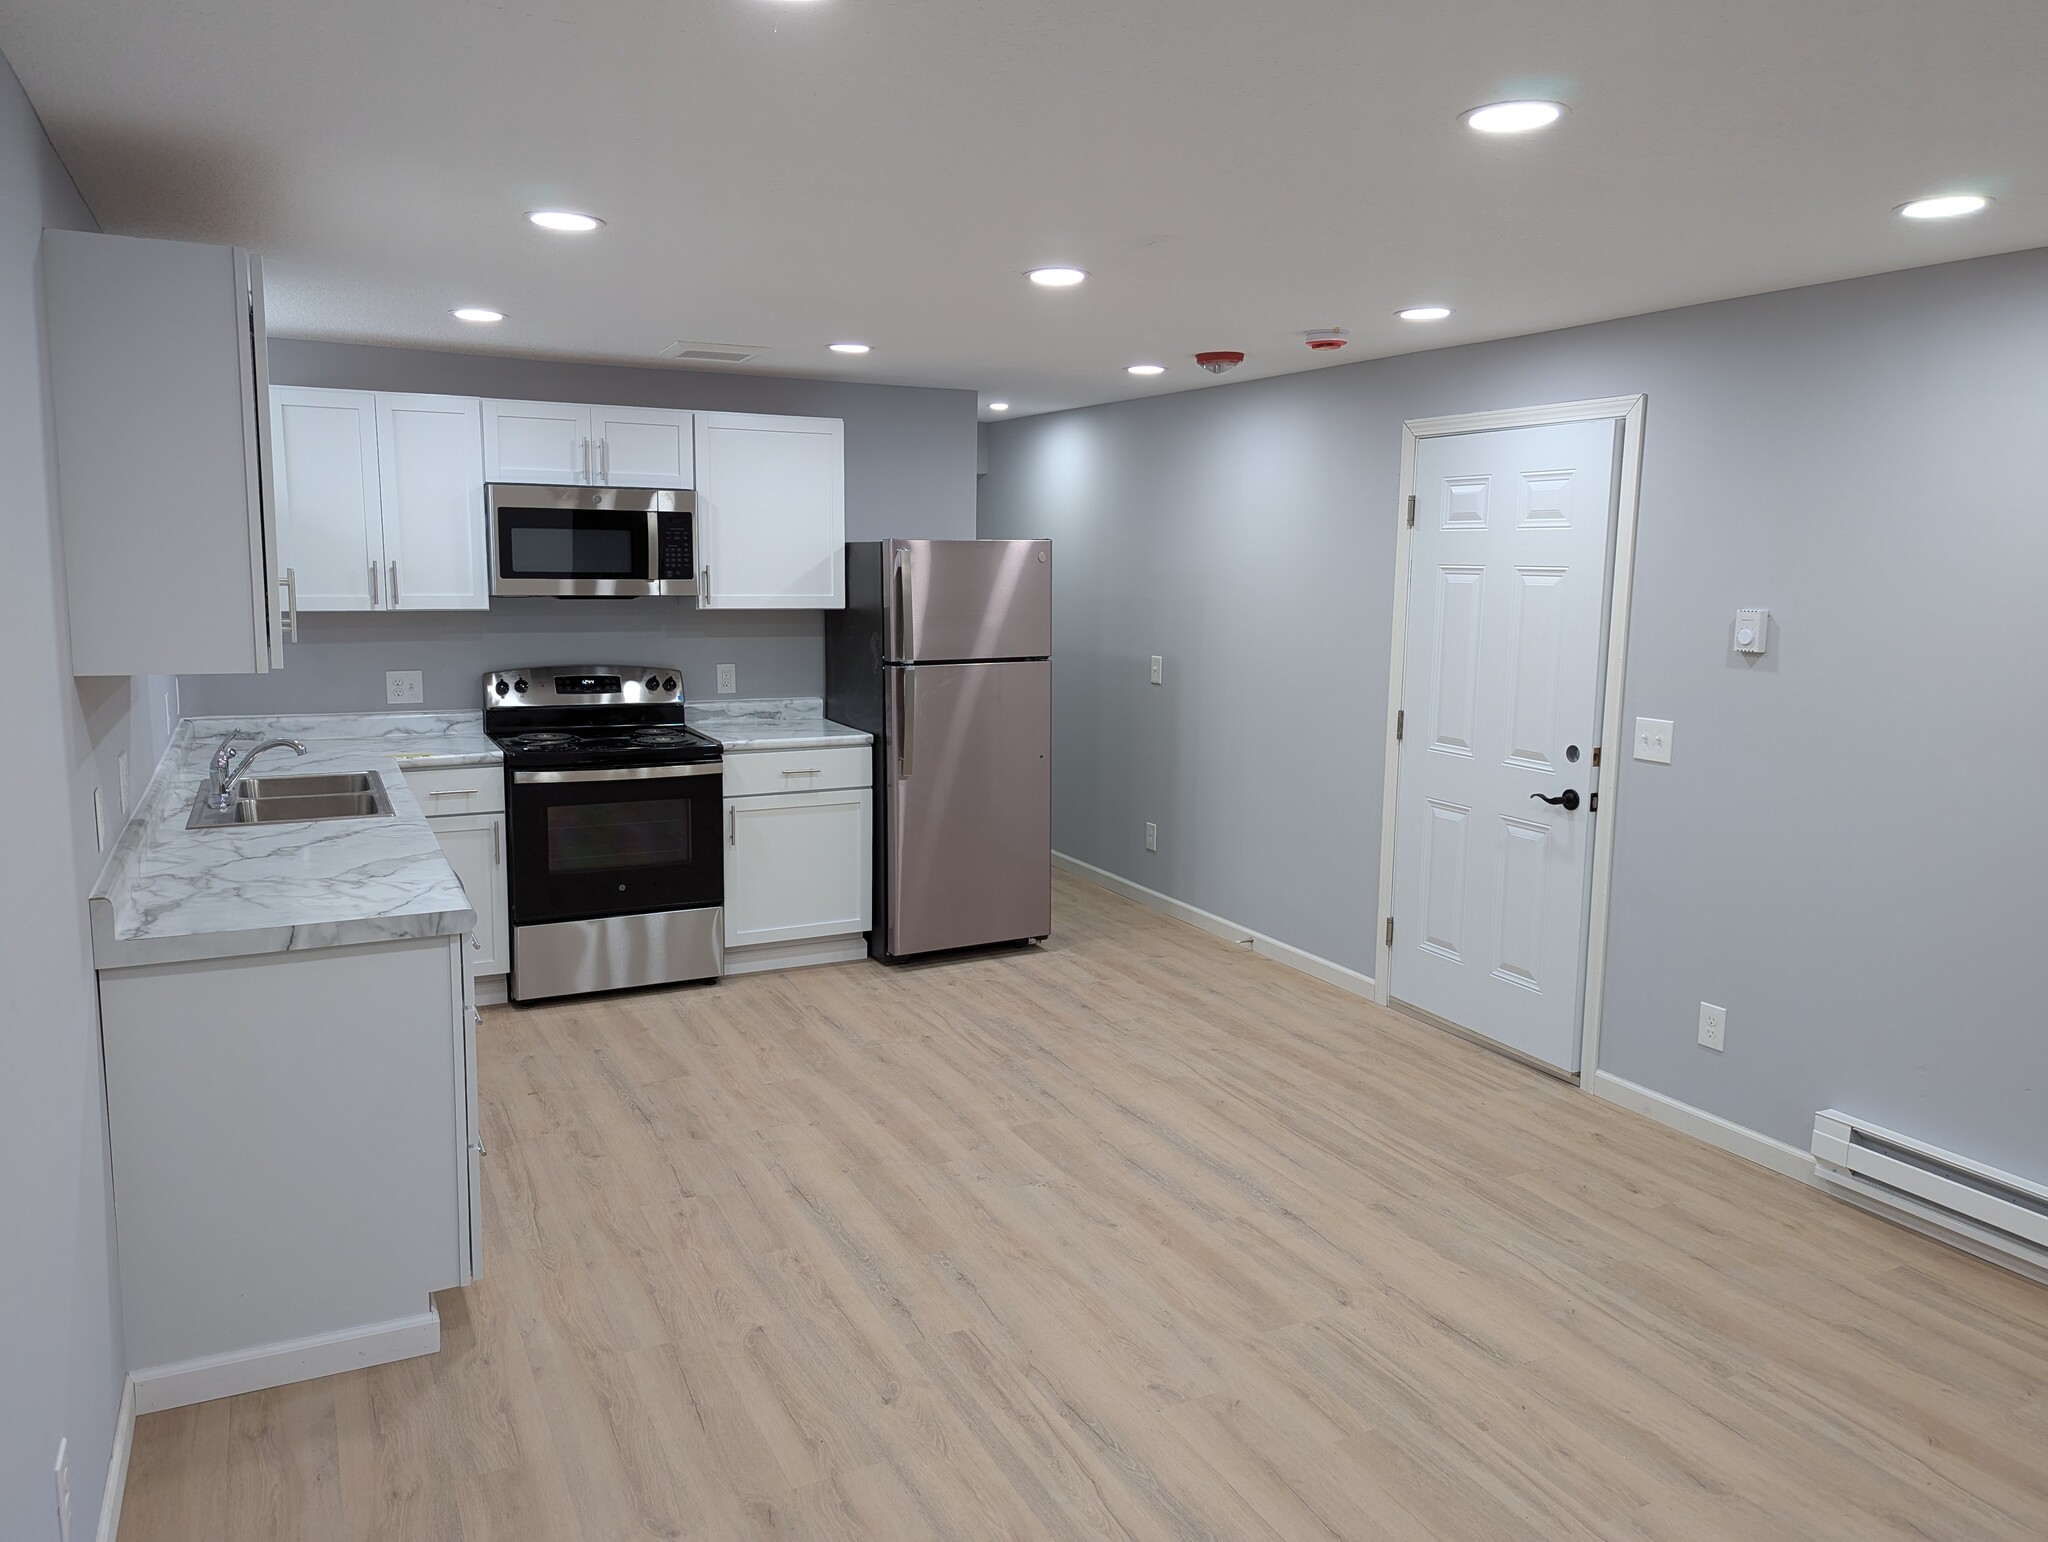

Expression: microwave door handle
xmin=600 ymin=437 xmax=610 ymax=484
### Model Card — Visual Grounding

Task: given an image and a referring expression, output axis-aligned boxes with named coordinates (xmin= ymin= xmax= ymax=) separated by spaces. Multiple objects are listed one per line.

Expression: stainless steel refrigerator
xmin=825 ymin=539 xmax=1052 ymax=961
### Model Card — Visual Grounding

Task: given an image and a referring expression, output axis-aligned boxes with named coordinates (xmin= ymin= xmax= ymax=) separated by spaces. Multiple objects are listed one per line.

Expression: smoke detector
xmin=1303 ymin=328 xmax=1349 ymax=352
xmin=1195 ymin=351 xmax=1245 ymax=374
xmin=660 ymin=340 xmax=770 ymax=364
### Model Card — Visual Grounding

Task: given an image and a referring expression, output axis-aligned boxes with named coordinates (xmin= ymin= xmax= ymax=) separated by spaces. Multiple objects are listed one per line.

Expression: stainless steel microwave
xmin=488 ymin=484 xmax=697 ymax=598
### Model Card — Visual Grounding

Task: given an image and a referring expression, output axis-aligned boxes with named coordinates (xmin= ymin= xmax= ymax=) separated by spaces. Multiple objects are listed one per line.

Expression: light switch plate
xmin=716 ymin=664 xmax=737 ymax=695
xmin=386 ymin=670 xmax=424 ymax=706
xmin=1149 ymin=655 xmax=1163 ymax=685
xmin=1633 ymin=717 xmax=1674 ymax=764
xmin=1698 ymin=1001 xmax=1726 ymax=1051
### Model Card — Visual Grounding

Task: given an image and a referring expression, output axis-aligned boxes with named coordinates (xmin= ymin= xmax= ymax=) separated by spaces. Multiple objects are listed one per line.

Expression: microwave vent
xmin=661 ymin=340 xmax=768 ymax=364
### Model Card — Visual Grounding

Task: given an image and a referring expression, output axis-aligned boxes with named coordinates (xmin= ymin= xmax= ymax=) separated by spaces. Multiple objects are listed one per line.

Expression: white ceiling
xmin=3 ymin=0 xmax=2043 ymax=417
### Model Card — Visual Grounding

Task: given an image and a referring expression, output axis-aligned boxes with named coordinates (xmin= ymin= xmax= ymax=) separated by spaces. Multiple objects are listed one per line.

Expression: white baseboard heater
xmin=1812 ymin=1110 xmax=2048 ymax=1282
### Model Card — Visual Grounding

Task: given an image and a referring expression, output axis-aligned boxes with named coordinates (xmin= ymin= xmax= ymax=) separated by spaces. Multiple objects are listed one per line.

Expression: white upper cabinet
xmin=44 ymin=230 xmax=283 ymax=675
xmin=588 ymin=405 xmax=694 ymax=487
xmin=483 ymin=399 xmax=695 ymax=488
xmin=271 ymin=388 xmax=486 ymax=612
xmin=272 ymin=387 xmax=381 ymax=611
xmin=377 ymin=395 xmax=488 ymax=610
xmin=481 ymin=399 xmax=590 ymax=484
xmin=694 ymin=412 xmax=845 ymax=610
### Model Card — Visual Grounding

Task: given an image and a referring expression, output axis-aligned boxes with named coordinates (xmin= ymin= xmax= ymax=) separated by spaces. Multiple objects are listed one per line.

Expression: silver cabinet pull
xmin=369 ymin=560 xmax=380 ymax=607
xmin=470 ymin=1135 xmax=487 ymax=1156
xmin=278 ymin=567 xmax=298 ymax=642
xmin=428 ymin=787 xmax=480 ymax=797
xmin=781 ymin=768 xmax=823 ymax=776
xmin=728 ymin=805 xmax=737 ymax=845
xmin=471 ymin=931 xmax=482 ymax=951
xmin=493 ymin=818 xmax=501 ymax=866
xmin=579 ymin=437 xmax=591 ymax=482
xmin=600 ymin=436 xmax=610 ymax=483
xmin=700 ymin=562 xmax=711 ymax=603
xmin=388 ymin=560 xmax=399 ymax=606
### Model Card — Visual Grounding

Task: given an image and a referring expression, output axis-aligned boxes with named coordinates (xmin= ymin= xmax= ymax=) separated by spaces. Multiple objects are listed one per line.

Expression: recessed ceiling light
xmin=1028 ymin=267 xmax=1087 ymax=287
xmin=527 ymin=210 xmax=603 ymax=232
xmin=1897 ymin=194 xmax=1990 ymax=220
xmin=988 ymin=402 xmax=1010 ymax=411
xmin=451 ymin=307 xmax=505 ymax=323
xmin=828 ymin=342 xmax=871 ymax=354
xmin=1396 ymin=305 xmax=1452 ymax=322
xmin=1462 ymin=100 xmax=1566 ymax=134
xmin=1127 ymin=364 xmax=1165 ymax=376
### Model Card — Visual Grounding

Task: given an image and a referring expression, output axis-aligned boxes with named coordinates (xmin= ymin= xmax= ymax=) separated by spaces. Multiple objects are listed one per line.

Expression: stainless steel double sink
xmin=186 ymin=770 xmax=396 ymax=829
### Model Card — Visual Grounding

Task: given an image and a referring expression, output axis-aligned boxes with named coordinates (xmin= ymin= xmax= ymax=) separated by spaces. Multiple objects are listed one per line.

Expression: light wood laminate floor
xmin=121 ymin=872 xmax=2048 ymax=1540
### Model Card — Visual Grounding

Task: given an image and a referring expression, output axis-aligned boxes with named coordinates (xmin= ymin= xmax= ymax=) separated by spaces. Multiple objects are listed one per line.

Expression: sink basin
xmin=186 ymin=770 xmax=396 ymax=829
xmin=234 ymin=772 xmax=383 ymax=799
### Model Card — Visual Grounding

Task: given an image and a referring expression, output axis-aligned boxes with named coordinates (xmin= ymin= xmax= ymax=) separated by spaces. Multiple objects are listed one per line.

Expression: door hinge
xmin=1384 ymin=916 xmax=1394 ymax=948
xmin=1396 ymin=709 xmax=1404 ymax=741
xmin=1592 ymin=746 xmax=1602 ymax=767
xmin=1406 ymin=495 xmax=1416 ymax=528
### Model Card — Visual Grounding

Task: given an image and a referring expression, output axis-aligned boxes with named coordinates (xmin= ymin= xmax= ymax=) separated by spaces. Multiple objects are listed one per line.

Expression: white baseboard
xmin=724 ymin=934 xmax=871 ymax=975
xmin=1053 ymin=852 xmax=1375 ymax=1000
xmin=97 ymin=1375 xmax=135 ymax=1542
xmin=1589 ymin=1070 xmax=1815 ymax=1183
xmin=130 ymin=1308 xmax=440 ymax=1415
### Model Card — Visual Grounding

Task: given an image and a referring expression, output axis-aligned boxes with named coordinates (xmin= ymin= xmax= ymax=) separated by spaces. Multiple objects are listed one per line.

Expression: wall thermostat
xmin=1735 ymin=607 xmax=1770 ymax=656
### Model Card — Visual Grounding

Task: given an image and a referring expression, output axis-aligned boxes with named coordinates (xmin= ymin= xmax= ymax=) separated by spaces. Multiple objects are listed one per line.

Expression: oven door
xmin=508 ymin=764 xmax=723 ymax=924
xmin=490 ymin=484 xmax=662 ymax=597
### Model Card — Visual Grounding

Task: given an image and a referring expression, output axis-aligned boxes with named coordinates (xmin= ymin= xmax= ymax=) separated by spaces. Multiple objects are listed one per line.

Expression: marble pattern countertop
xmin=686 ymin=696 xmax=872 ymax=752
xmin=89 ymin=711 xmax=499 ymax=970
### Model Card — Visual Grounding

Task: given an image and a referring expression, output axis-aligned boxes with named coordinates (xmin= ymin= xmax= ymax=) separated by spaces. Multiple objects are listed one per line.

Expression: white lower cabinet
xmin=98 ymin=933 xmax=480 ymax=1412
xmin=404 ymin=765 xmax=508 ymax=987
xmin=723 ymin=755 xmax=871 ymax=971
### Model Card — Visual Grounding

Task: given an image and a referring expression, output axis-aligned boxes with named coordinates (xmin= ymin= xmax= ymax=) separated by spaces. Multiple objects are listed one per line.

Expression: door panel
xmin=1390 ymin=418 xmax=1619 ymax=1072
xmin=592 ymin=406 xmax=694 ymax=488
xmin=695 ymin=412 xmax=844 ymax=608
xmin=377 ymin=394 xmax=488 ymax=610
xmin=725 ymin=790 xmax=872 ymax=946
xmin=482 ymin=399 xmax=590 ymax=484
xmin=886 ymin=660 xmax=1051 ymax=955
xmin=271 ymin=386 xmax=381 ymax=611
xmin=885 ymin=539 xmax=1052 ymax=662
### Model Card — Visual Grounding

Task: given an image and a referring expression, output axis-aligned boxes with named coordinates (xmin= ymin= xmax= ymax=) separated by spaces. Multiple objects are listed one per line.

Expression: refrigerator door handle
xmin=893 ymin=543 xmax=915 ymax=661
xmin=899 ymin=665 xmax=915 ymax=779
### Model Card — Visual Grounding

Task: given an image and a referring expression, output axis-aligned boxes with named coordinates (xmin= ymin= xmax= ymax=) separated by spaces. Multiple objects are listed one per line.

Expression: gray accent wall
xmin=184 ymin=341 xmax=978 ymax=716
xmin=1 ymin=46 xmax=172 ymax=1539
xmin=979 ymin=248 xmax=2048 ymax=1180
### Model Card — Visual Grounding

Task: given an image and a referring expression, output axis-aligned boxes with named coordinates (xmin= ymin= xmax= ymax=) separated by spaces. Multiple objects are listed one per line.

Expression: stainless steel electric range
xmin=483 ymin=665 xmax=725 ymax=1002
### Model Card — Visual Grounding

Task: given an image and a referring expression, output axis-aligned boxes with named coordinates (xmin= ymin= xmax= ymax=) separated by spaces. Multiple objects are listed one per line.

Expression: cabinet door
xmin=271 ymin=386 xmax=383 ymax=611
xmin=725 ymin=789 xmax=872 ymax=946
xmin=430 ymin=812 xmax=507 ymax=976
xmin=591 ymin=405 xmax=694 ymax=488
xmin=376 ymin=394 xmax=488 ymax=611
xmin=481 ymin=399 xmax=591 ymax=484
xmin=694 ymin=413 xmax=846 ymax=609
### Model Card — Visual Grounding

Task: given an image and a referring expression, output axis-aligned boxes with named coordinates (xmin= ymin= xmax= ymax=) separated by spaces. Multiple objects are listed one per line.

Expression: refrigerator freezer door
xmin=885 ymin=539 xmax=1051 ymax=663
xmin=885 ymin=659 xmax=1051 ymax=955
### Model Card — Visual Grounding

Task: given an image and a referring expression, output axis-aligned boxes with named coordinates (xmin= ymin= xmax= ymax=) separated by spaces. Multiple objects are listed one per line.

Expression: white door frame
xmin=1372 ymin=394 xmax=1647 ymax=1080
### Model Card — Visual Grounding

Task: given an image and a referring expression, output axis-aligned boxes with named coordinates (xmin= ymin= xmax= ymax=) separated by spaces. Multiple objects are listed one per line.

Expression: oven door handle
xmin=513 ymin=764 xmax=723 ymax=784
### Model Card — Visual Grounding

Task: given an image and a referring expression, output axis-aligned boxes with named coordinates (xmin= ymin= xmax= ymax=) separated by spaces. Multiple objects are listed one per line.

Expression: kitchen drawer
xmin=722 ymin=744 xmax=871 ymax=798
xmin=401 ymin=762 xmax=505 ymax=816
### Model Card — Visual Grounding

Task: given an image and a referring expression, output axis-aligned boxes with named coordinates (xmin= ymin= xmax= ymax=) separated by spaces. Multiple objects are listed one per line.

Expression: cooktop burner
xmin=504 ymin=731 xmax=577 ymax=748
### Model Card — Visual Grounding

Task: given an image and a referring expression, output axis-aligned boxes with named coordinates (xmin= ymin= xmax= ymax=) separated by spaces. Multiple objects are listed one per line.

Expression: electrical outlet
xmin=1698 ymin=1001 xmax=1726 ymax=1052
xmin=1149 ymin=655 xmax=1163 ymax=685
xmin=716 ymin=664 xmax=737 ymax=695
xmin=55 ymin=1437 xmax=72 ymax=1542
xmin=118 ymin=750 xmax=131 ymax=813
xmin=386 ymin=670 xmax=424 ymax=706
xmin=1633 ymin=717 xmax=1674 ymax=764
xmin=1144 ymin=822 xmax=1158 ymax=852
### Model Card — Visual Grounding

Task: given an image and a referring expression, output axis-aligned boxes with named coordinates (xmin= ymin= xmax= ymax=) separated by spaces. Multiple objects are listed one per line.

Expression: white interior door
xmin=1389 ymin=418 xmax=1619 ymax=1072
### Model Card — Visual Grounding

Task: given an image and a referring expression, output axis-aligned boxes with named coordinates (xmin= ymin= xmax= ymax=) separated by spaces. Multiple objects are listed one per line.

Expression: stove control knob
xmin=645 ymin=674 xmax=661 ymax=691
xmin=662 ymin=675 xmax=678 ymax=692
xmin=513 ymin=677 xmax=529 ymax=694
xmin=494 ymin=679 xmax=509 ymax=697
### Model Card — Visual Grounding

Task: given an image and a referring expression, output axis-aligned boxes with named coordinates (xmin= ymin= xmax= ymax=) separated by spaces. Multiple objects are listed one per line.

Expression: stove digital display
xmin=555 ymin=674 xmax=623 ymax=694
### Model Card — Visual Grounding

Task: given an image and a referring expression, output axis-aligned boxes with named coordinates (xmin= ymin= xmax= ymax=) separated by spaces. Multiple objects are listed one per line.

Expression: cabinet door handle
xmin=278 ymin=567 xmax=298 ymax=642
xmin=781 ymin=768 xmax=823 ymax=777
xmin=428 ymin=787 xmax=480 ymax=797
xmin=389 ymin=560 xmax=399 ymax=606
xmin=579 ymin=437 xmax=591 ymax=482
xmin=369 ymin=560 xmax=380 ymax=607
xmin=600 ymin=436 xmax=610 ymax=483
xmin=493 ymin=819 xmax=501 ymax=866
xmin=728 ymin=805 xmax=736 ymax=845
xmin=700 ymin=563 xmax=712 ymax=603
xmin=471 ymin=931 xmax=482 ymax=951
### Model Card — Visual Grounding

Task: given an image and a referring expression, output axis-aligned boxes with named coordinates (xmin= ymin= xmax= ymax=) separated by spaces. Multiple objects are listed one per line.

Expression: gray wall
xmin=1 ymin=47 xmax=174 ymax=1540
xmin=979 ymin=248 xmax=2048 ymax=1180
xmin=182 ymin=340 xmax=978 ymax=716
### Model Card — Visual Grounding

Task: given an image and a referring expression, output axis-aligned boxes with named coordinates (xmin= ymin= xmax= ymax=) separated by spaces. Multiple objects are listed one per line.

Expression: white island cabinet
xmin=99 ymin=933 xmax=481 ymax=1412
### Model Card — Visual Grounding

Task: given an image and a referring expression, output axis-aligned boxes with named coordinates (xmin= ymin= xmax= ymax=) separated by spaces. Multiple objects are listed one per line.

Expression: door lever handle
xmin=1530 ymin=789 xmax=1581 ymax=811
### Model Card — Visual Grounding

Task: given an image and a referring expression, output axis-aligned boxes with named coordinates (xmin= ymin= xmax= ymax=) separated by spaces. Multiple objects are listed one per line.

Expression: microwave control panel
xmin=656 ymin=510 xmax=695 ymax=581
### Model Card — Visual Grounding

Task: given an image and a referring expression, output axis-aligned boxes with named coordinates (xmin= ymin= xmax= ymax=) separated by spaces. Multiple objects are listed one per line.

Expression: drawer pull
xmin=781 ymin=768 xmax=823 ymax=776
xmin=429 ymin=788 xmax=481 ymax=797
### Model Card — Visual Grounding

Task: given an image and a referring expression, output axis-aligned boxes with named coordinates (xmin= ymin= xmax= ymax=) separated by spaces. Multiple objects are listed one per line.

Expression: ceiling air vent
xmin=660 ymin=340 xmax=768 ymax=364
